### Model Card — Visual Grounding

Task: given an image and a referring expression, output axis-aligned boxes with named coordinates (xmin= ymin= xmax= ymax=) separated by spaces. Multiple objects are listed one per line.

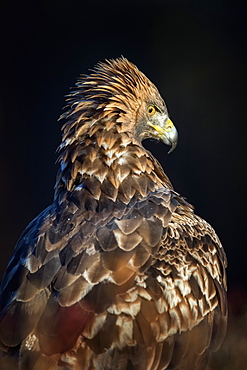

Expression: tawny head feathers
xmin=60 ymin=57 xmax=178 ymax=151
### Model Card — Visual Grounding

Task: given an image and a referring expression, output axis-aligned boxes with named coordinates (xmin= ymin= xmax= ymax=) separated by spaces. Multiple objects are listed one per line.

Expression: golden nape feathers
xmin=0 ymin=57 xmax=227 ymax=370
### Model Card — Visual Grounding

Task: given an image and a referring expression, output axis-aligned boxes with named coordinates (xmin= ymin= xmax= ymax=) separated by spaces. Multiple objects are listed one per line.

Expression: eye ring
xmin=147 ymin=105 xmax=156 ymax=116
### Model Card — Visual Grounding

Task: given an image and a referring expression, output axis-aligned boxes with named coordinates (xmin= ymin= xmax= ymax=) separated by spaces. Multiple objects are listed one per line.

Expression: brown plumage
xmin=0 ymin=57 xmax=227 ymax=369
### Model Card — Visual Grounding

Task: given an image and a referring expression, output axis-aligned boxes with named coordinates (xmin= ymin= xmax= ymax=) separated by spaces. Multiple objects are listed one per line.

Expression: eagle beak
xmin=163 ymin=118 xmax=178 ymax=154
xmin=149 ymin=118 xmax=178 ymax=154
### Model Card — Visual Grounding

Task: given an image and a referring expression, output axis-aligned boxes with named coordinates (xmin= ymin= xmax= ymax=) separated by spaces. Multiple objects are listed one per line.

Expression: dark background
xmin=0 ymin=0 xmax=247 ymax=367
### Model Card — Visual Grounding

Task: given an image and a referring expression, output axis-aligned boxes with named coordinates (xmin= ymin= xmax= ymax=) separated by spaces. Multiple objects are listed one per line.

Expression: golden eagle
xmin=0 ymin=57 xmax=227 ymax=369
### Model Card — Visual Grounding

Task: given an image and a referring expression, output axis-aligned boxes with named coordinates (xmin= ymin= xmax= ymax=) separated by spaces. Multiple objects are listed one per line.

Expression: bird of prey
xmin=0 ymin=57 xmax=227 ymax=370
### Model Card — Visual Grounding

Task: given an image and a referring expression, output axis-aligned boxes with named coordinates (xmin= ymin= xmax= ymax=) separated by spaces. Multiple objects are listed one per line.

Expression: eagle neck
xmin=54 ymin=129 xmax=173 ymax=203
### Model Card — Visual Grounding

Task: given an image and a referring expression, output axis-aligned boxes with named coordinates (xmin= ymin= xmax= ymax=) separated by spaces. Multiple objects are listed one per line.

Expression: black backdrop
xmin=0 ymin=1 xmax=247 ymax=364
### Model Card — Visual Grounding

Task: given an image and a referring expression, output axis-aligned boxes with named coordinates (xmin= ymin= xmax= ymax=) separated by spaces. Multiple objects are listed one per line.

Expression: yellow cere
xmin=165 ymin=119 xmax=174 ymax=132
xmin=149 ymin=118 xmax=174 ymax=135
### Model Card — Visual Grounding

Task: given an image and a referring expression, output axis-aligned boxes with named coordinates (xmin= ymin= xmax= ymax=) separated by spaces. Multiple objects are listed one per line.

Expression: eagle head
xmin=61 ymin=57 xmax=178 ymax=153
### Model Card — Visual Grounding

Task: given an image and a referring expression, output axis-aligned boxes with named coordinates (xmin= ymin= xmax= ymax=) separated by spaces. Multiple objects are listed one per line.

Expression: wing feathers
xmin=0 ymin=289 xmax=48 ymax=347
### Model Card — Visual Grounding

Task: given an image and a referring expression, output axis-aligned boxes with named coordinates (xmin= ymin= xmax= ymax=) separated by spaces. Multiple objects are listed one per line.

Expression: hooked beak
xmin=148 ymin=117 xmax=178 ymax=154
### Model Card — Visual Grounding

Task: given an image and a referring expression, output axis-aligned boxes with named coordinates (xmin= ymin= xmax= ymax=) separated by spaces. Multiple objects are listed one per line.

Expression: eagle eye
xmin=147 ymin=105 xmax=156 ymax=116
